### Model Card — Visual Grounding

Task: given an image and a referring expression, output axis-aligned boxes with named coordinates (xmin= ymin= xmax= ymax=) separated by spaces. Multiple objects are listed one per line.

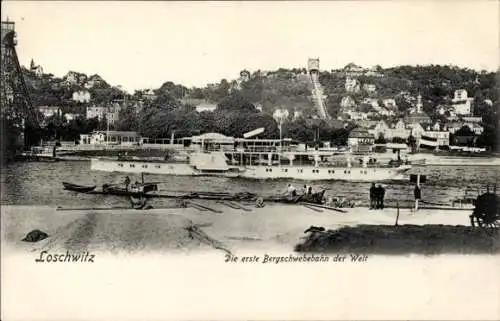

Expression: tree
xmin=217 ymin=93 xmax=256 ymax=112
xmin=115 ymin=106 xmax=139 ymax=131
xmin=455 ymin=125 xmax=475 ymax=137
xmin=375 ymin=133 xmax=386 ymax=144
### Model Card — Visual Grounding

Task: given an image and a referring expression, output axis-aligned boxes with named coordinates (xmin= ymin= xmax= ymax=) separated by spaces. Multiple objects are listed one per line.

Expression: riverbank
xmin=2 ymin=203 xmax=493 ymax=255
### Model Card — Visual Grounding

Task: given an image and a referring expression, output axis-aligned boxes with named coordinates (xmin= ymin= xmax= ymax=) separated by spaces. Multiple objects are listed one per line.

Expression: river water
xmin=1 ymin=161 xmax=499 ymax=208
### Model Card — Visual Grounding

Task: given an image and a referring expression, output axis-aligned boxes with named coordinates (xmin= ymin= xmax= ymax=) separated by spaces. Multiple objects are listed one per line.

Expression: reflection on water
xmin=1 ymin=161 xmax=499 ymax=208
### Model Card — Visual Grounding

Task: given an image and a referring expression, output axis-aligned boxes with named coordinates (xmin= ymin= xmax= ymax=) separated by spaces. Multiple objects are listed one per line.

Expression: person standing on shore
xmin=414 ymin=184 xmax=421 ymax=211
xmin=369 ymin=183 xmax=376 ymax=209
xmin=124 ymin=176 xmax=131 ymax=192
xmin=378 ymin=184 xmax=386 ymax=209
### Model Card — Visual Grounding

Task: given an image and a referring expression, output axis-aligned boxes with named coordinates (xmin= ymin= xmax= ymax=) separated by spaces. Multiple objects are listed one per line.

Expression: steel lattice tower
xmin=1 ymin=20 xmax=41 ymax=151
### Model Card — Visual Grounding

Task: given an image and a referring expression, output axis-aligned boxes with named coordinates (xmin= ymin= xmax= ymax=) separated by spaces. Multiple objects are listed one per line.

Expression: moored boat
xmin=90 ymin=133 xmax=412 ymax=182
xmin=62 ymin=182 xmax=97 ymax=193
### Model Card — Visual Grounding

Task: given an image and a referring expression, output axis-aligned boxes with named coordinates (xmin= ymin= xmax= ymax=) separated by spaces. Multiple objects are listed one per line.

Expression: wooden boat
xmin=267 ymin=190 xmax=326 ymax=204
xmin=62 ymin=182 xmax=96 ymax=193
xmin=297 ymin=190 xmax=326 ymax=204
xmin=101 ymin=183 xmax=158 ymax=196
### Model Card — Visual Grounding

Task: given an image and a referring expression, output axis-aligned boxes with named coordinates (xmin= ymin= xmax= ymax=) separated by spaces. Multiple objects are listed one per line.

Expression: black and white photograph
xmin=1 ymin=1 xmax=499 ymax=320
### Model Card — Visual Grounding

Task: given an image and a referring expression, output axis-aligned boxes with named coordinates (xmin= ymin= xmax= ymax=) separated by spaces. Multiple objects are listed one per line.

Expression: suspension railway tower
xmin=1 ymin=20 xmax=41 ymax=158
xmin=307 ymin=58 xmax=331 ymax=120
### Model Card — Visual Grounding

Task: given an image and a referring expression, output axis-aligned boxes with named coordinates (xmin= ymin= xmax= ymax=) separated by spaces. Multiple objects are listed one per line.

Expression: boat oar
xmin=186 ymin=201 xmax=223 ymax=213
xmin=302 ymin=202 xmax=348 ymax=213
xmin=302 ymin=204 xmax=323 ymax=212
xmin=228 ymin=201 xmax=252 ymax=212
xmin=56 ymin=206 xmax=132 ymax=211
xmin=217 ymin=201 xmax=252 ymax=212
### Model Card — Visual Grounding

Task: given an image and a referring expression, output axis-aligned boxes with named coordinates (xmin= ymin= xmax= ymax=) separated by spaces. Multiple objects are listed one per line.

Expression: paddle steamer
xmin=91 ymin=132 xmax=411 ymax=181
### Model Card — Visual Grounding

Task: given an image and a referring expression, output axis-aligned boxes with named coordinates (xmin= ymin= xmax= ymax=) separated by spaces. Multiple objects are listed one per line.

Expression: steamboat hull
xmin=91 ymin=158 xmax=411 ymax=182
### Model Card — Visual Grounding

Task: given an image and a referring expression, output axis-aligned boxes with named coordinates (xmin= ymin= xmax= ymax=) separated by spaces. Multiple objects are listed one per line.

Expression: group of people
xmin=124 ymin=176 xmax=145 ymax=193
xmin=284 ymin=184 xmax=314 ymax=197
xmin=369 ymin=183 xmax=386 ymax=210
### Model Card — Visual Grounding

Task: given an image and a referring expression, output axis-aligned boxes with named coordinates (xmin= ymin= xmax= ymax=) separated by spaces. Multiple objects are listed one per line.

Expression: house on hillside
xmin=293 ymin=110 xmax=303 ymax=120
xmin=451 ymin=89 xmax=474 ymax=115
xmin=106 ymin=103 xmax=122 ymax=125
xmin=30 ymin=59 xmax=44 ymax=77
xmin=346 ymin=111 xmax=368 ymax=121
xmin=86 ymin=106 xmax=107 ymax=120
xmin=64 ymin=71 xmax=87 ymax=86
xmin=143 ymin=89 xmax=157 ymax=101
xmin=39 ymin=106 xmax=62 ymax=118
xmin=356 ymin=120 xmax=378 ymax=129
xmin=273 ymin=109 xmax=290 ymax=122
xmin=382 ymin=99 xmax=397 ymax=110
xmin=362 ymin=84 xmax=376 ymax=93
xmin=195 ymin=103 xmax=217 ymax=113
xmin=84 ymin=75 xmax=106 ymax=89
xmin=72 ymin=90 xmax=91 ymax=103
xmin=64 ymin=113 xmax=82 ymax=122
xmin=345 ymin=76 xmax=360 ymax=93
xmin=344 ymin=63 xmax=364 ymax=74
xmin=340 ymin=96 xmax=356 ymax=109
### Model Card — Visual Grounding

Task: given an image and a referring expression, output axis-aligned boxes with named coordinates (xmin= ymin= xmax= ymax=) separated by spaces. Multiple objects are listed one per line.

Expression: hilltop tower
xmin=307 ymin=58 xmax=320 ymax=74
xmin=1 ymin=20 xmax=41 ymax=154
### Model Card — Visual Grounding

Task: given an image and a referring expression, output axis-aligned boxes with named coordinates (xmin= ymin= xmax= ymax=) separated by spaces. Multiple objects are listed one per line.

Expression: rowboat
xmin=101 ymin=183 xmax=159 ymax=196
xmin=265 ymin=190 xmax=326 ymax=204
xmin=62 ymin=182 xmax=96 ymax=193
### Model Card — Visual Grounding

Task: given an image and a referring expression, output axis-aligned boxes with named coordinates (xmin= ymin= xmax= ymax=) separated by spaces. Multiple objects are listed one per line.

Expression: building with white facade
xmin=195 ymin=103 xmax=217 ymax=113
xmin=345 ymin=76 xmax=360 ymax=93
xmin=72 ymin=90 xmax=91 ymax=103
xmin=451 ymin=89 xmax=474 ymax=115
xmin=86 ymin=106 xmax=107 ymax=120
xmin=273 ymin=108 xmax=290 ymax=122
xmin=382 ymin=99 xmax=397 ymax=110
xmin=38 ymin=106 xmax=61 ymax=118
xmin=106 ymin=104 xmax=122 ymax=125
xmin=362 ymin=84 xmax=376 ymax=93
xmin=64 ymin=113 xmax=82 ymax=122
xmin=346 ymin=110 xmax=368 ymax=121
xmin=340 ymin=96 xmax=356 ymax=109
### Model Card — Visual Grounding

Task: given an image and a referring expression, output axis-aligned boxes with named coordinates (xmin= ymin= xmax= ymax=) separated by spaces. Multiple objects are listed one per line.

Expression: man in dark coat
xmin=378 ymin=184 xmax=386 ymax=209
xmin=369 ymin=183 xmax=377 ymax=209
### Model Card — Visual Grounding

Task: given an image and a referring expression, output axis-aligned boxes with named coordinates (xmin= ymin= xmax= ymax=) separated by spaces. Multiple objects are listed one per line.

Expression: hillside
xmin=18 ymin=63 xmax=500 ymax=148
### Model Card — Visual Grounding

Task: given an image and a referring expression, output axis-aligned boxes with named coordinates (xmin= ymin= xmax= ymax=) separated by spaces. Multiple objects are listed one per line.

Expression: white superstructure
xmin=90 ymin=134 xmax=412 ymax=181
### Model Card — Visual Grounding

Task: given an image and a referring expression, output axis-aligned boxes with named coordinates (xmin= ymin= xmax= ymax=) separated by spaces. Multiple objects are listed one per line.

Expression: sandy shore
xmin=1 ymin=203 xmax=480 ymax=255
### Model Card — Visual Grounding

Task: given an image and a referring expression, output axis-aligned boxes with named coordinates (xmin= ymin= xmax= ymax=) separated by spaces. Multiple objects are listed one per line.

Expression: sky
xmin=2 ymin=1 xmax=499 ymax=93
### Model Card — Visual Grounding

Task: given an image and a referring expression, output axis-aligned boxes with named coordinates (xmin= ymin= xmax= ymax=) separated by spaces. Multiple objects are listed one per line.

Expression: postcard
xmin=1 ymin=1 xmax=499 ymax=320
